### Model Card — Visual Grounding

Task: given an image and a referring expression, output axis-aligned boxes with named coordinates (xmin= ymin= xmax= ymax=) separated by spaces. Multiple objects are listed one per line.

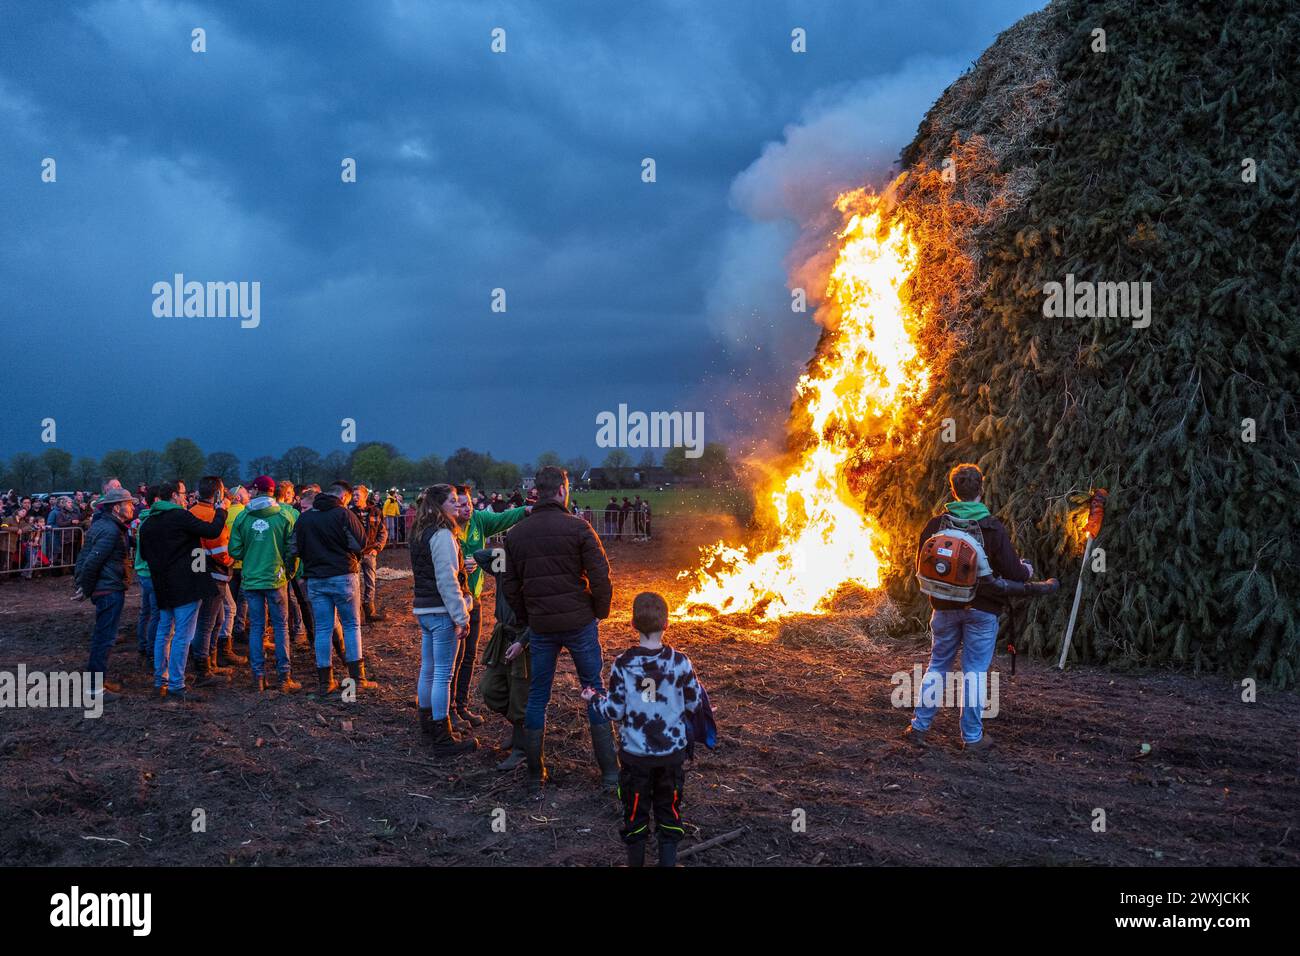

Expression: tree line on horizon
xmin=0 ymin=439 xmax=733 ymax=495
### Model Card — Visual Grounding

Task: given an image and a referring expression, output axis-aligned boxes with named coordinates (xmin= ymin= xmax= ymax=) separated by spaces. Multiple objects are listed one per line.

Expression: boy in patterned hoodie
xmin=582 ymin=591 xmax=702 ymax=867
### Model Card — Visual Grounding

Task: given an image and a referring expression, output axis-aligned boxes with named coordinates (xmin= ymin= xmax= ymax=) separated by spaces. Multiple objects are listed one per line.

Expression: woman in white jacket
xmin=409 ymin=484 xmax=477 ymax=756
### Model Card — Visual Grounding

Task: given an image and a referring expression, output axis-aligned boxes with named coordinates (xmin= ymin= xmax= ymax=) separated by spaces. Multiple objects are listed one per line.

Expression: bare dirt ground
xmin=1 ymin=515 xmax=1296 ymax=867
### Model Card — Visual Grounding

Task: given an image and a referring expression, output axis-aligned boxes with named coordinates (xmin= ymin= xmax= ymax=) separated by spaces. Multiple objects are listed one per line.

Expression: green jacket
xmin=460 ymin=506 xmax=527 ymax=600
xmin=228 ymin=497 xmax=296 ymax=589
xmin=132 ymin=506 xmax=152 ymax=577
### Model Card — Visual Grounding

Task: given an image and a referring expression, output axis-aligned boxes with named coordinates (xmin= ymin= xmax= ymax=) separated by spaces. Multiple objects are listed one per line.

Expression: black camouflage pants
xmin=618 ymin=754 xmax=686 ymax=845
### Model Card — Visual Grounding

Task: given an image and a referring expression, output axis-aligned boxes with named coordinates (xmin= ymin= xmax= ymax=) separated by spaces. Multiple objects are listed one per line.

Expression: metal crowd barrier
xmin=0 ymin=525 xmax=84 ymax=577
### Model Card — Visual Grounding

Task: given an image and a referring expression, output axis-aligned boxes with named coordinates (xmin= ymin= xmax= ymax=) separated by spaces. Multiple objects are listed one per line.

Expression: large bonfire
xmin=679 ymin=0 xmax=1300 ymax=688
xmin=676 ymin=189 xmax=931 ymax=620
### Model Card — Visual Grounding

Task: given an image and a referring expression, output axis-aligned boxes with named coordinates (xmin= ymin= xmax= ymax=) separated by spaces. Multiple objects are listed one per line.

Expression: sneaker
xmin=962 ymin=734 xmax=993 ymax=752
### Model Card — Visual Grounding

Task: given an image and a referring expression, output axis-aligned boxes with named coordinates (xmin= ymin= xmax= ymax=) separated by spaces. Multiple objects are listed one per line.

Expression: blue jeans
xmin=87 ymin=590 xmax=126 ymax=677
xmin=911 ymin=607 xmax=1000 ymax=742
xmin=307 ymin=574 xmax=361 ymax=668
xmin=231 ymin=570 xmax=249 ymax=636
xmin=154 ymin=600 xmax=201 ymax=692
xmin=136 ymin=577 xmax=159 ymax=656
xmin=193 ymin=584 xmax=227 ymax=660
xmin=524 ymin=619 xmax=608 ymax=730
xmin=218 ymin=580 xmax=235 ymax=641
xmin=246 ymin=587 xmax=290 ymax=678
xmin=416 ymin=612 xmax=460 ymax=719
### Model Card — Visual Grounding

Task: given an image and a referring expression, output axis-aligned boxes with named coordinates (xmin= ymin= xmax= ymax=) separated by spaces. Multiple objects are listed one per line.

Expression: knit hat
xmin=253 ymin=475 xmax=276 ymax=494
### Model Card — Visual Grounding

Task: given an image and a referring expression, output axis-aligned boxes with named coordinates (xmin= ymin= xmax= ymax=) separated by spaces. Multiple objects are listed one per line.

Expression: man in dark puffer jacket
xmin=503 ymin=465 xmax=614 ymax=796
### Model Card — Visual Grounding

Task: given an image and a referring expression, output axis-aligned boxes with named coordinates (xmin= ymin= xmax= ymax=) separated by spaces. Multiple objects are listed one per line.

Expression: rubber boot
xmin=657 ymin=839 xmax=678 ymax=868
xmin=418 ymin=707 xmax=436 ymax=736
xmin=496 ymin=721 xmax=526 ymax=771
xmin=316 ymin=666 xmax=339 ymax=697
xmin=590 ymin=722 xmax=620 ymax=792
xmin=219 ymin=639 xmax=247 ymax=666
xmin=626 ymin=842 xmax=646 ymax=867
xmin=524 ymin=727 xmax=547 ymax=796
xmin=429 ymin=716 xmax=477 ymax=757
xmin=346 ymin=659 xmax=378 ymax=692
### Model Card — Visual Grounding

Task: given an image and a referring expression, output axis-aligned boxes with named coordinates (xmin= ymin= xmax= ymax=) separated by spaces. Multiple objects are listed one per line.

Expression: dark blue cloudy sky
xmin=1 ymin=0 xmax=1042 ymax=470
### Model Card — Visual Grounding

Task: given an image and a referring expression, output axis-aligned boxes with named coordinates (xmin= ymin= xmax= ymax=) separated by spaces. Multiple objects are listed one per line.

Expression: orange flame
xmin=676 ymin=188 xmax=929 ymax=620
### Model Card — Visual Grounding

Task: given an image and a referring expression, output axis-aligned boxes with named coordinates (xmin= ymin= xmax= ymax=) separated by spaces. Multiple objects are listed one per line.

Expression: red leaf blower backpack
xmin=915 ymin=516 xmax=987 ymax=603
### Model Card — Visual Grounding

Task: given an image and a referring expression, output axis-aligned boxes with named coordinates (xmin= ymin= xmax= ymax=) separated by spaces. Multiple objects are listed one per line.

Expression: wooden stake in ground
xmin=1057 ymin=489 xmax=1108 ymax=670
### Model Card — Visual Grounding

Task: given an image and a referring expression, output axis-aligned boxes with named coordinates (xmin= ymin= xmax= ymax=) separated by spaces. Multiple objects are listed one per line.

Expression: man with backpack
xmin=907 ymin=463 xmax=1057 ymax=751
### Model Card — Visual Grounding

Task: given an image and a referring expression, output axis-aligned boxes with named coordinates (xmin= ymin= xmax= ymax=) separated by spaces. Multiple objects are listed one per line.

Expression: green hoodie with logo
xmin=228 ymin=496 xmax=296 ymax=589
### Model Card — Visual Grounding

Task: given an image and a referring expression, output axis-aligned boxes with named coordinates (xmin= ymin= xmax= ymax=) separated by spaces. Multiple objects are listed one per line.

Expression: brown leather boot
xmin=193 ymin=655 xmax=221 ymax=688
xmin=278 ymin=673 xmax=302 ymax=693
xmin=219 ymin=639 xmax=248 ymax=666
xmin=429 ymin=716 xmax=477 ymax=757
xmin=316 ymin=666 xmax=339 ymax=697
xmin=207 ymin=650 xmax=233 ymax=676
xmin=346 ymin=659 xmax=378 ymax=692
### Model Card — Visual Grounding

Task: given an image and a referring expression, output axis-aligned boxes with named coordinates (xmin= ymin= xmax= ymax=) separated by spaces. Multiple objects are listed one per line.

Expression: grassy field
xmin=384 ymin=486 xmax=753 ymax=518
xmin=571 ymin=486 xmax=751 ymax=516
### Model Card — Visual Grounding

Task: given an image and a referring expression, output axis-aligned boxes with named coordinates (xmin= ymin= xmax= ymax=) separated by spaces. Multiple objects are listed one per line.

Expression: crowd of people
xmin=35 ymin=467 xmax=701 ymax=865
xmin=13 ymin=457 xmax=1044 ymax=865
xmin=1 ymin=482 xmax=654 ymax=583
xmin=0 ymin=490 xmax=99 ymax=576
